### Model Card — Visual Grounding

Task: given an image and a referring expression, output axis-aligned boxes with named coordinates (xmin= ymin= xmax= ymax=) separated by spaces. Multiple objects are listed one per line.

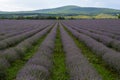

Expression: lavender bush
xmin=71 ymin=26 xmax=120 ymax=51
xmin=60 ymin=24 xmax=102 ymax=80
xmin=16 ymin=23 xmax=57 ymax=80
xmin=63 ymin=23 xmax=120 ymax=74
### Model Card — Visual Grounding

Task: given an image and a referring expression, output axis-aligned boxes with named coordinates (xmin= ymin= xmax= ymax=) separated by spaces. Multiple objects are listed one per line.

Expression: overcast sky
xmin=0 ymin=0 xmax=120 ymax=11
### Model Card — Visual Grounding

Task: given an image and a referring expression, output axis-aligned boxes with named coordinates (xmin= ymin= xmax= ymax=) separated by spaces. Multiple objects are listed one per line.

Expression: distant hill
xmin=0 ymin=5 xmax=120 ymax=19
xmin=32 ymin=5 xmax=120 ymax=15
xmin=0 ymin=5 xmax=120 ymax=15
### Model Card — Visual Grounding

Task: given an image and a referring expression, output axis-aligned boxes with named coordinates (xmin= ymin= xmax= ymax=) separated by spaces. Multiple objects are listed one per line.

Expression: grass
xmin=65 ymin=14 xmax=117 ymax=19
xmin=5 ymin=29 xmax=51 ymax=80
xmin=50 ymin=26 xmax=70 ymax=80
xmin=63 ymin=25 xmax=120 ymax=80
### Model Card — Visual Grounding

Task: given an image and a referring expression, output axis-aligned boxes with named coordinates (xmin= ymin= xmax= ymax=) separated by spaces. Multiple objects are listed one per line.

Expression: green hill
xmin=0 ymin=5 xmax=120 ymax=15
xmin=0 ymin=5 xmax=120 ymax=19
xmin=33 ymin=5 xmax=120 ymax=15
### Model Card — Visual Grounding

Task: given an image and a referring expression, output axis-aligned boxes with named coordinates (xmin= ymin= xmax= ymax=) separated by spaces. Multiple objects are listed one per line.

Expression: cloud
xmin=0 ymin=0 xmax=119 ymax=11
xmin=0 ymin=0 xmax=33 ymax=11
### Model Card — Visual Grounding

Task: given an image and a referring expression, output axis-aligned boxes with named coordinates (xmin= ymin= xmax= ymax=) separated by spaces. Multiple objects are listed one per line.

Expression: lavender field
xmin=0 ymin=20 xmax=120 ymax=80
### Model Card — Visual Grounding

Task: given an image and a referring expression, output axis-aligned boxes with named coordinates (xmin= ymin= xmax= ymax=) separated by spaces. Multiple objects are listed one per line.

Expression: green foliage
xmin=0 ymin=70 xmax=6 ymax=80
xmin=0 ymin=14 xmax=58 ymax=20
xmin=94 ymin=13 xmax=117 ymax=19
xmin=16 ymin=16 xmax=57 ymax=20
xmin=118 ymin=14 xmax=120 ymax=19
xmin=57 ymin=16 xmax=65 ymax=20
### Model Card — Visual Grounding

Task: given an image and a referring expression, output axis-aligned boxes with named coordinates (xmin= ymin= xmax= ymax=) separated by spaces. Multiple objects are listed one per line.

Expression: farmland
xmin=0 ymin=19 xmax=120 ymax=80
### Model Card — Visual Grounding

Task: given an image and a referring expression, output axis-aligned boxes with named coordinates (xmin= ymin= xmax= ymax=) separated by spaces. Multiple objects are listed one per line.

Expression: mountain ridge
xmin=33 ymin=5 xmax=120 ymax=15
xmin=0 ymin=5 xmax=120 ymax=15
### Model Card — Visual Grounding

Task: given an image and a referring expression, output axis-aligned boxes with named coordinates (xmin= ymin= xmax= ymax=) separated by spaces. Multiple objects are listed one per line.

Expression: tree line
xmin=0 ymin=16 xmax=66 ymax=20
xmin=118 ymin=14 xmax=120 ymax=19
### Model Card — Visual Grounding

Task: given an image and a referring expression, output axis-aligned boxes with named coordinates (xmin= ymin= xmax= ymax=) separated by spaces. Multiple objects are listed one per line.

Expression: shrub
xmin=16 ymin=23 xmax=57 ymax=80
xmin=1 ymin=48 xmax=20 ymax=62
xmin=0 ymin=58 xmax=10 ymax=80
xmin=118 ymin=14 xmax=120 ymax=19
xmin=60 ymin=25 xmax=102 ymax=80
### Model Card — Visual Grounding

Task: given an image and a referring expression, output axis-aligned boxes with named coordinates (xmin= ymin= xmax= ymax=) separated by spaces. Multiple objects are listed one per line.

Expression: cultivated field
xmin=0 ymin=20 xmax=120 ymax=80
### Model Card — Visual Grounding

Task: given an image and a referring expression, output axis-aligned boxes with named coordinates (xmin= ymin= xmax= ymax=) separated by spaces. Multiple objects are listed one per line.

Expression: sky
xmin=0 ymin=0 xmax=120 ymax=11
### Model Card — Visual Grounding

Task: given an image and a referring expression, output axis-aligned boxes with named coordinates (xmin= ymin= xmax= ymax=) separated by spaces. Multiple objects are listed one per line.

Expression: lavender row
xmin=0 ymin=25 xmax=39 ymax=41
xmin=60 ymin=24 xmax=102 ymax=80
xmin=0 ymin=20 xmax=54 ymax=34
xmin=77 ymin=25 xmax=120 ymax=40
xmin=69 ymin=20 xmax=120 ymax=35
xmin=0 ymin=20 xmax=54 ymax=41
xmin=70 ymin=22 xmax=120 ymax=40
xmin=62 ymin=20 xmax=120 ymax=40
xmin=78 ymin=27 xmax=120 ymax=40
xmin=71 ymin=26 xmax=120 ymax=51
xmin=0 ymin=24 xmax=50 ymax=50
xmin=0 ymin=24 xmax=53 ymax=77
xmin=16 ymin=23 xmax=57 ymax=80
xmin=63 ymin=23 xmax=120 ymax=74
